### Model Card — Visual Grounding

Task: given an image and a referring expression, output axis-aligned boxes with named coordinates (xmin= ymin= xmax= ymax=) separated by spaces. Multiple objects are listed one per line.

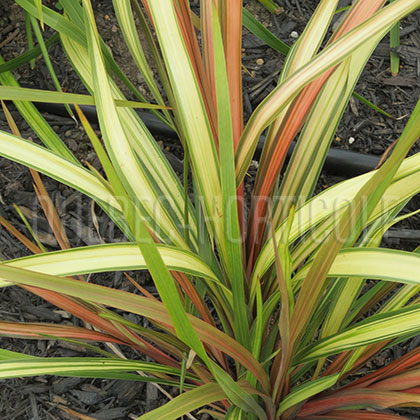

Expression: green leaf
xmin=29 ymin=14 xmax=75 ymax=120
xmin=390 ymin=0 xmax=401 ymax=76
xmin=0 ymin=54 xmax=77 ymax=163
xmin=242 ymin=9 xmax=289 ymax=55
xmin=24 ymin=11 xmax=36 ymax=69
xmin=257 ymin=0 xmax=283 ymax=14
xmin=0 ymin=349 xmax=36 ymax=360
xmin=0 ymin=33 xmax=59 ymax=74
xmin=17 ymin=0 xmax=86 ymax=45
xmin=277 ymin=373 xmax=340 ymax=416
xmin=35 ymin=0 xmax=43 ymax=28
xmin=353 ymin=91 xmax=393 ymax=118
xmin=0 ymin=85 xmax=167 ymax=109
xmin=137 ymin=382 xmax=226 ymax=420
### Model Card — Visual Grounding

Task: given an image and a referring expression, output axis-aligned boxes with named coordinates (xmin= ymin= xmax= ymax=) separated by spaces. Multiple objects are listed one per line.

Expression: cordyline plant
xmin=1 ymin=0 xmax=420 ymax=419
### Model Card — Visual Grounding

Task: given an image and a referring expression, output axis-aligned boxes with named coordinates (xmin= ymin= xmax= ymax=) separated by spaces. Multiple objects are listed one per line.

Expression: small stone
xmin=112 ymin=24 xmax=118 ymax=33
xmin=290 ymin=31 xmax=299 ymax=39
xmin=64 ymin=130 xmax=72 ymax=137
xmin=54 ymin=310 xmax=71 ymax=319
xmin=67 ymin=138 xmax=78 ymax=151
xmin=348 ymin=136 xmax=355 ymax=144
xmin=52 ymin=395 xmax=67 ymax=405
xmin=104 ymin=14 xmax=110 ymax=20
xmin=256 ymin=58 xmax=264 ymax=66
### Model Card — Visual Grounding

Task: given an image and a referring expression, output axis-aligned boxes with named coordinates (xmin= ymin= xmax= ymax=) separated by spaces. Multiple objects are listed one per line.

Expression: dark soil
xmin=1 ymin=0 xmax=420 ymax=419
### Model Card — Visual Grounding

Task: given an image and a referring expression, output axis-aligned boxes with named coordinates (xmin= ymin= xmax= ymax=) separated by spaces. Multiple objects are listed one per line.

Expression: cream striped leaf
xmin=81 ymin=0 xmax=187 ymax=247
xmin=0 ymin=130 xmax=121 ymax=212
xmin=112 ymin=0 xmax=169 ymax=115
xmin=148 ymin=1 xmax=223 ymax=248
xmin=250 ymin=153 xmax=420 ymax=300
xmin=0 ymin=356 xmax=185 ymax=380
xmin=0 ymin=243 xmax=220 ymax=288
xmin=60 ymin=18 xmax=196 ymax=247
xmin=236 ymin=0 xmax=420 ymax=183
xmin=296 ymin=304 xmax=420 ymax=364
xmin=293 ymin=248 xmax=420 ymax=285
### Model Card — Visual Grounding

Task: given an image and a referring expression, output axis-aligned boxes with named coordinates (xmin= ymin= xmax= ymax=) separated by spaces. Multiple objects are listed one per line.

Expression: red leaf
xmin=299 ymin=389 xmax=420 ymax=417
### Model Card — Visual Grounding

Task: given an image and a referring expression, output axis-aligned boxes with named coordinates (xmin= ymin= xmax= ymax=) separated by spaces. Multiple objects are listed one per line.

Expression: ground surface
xmin=1 ymin=0 xmax=420 ymax=419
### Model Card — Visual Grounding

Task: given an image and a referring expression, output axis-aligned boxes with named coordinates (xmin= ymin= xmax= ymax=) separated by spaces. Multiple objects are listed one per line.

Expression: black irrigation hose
xmin=33 ymin=102 xmax=380 ymax=177
xmin=5 ymin=103 xmax=419 ymax=243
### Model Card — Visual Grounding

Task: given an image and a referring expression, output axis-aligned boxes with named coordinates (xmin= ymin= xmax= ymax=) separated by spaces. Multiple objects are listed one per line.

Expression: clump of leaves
xmin=1 ymin=0 xmax=420 ymax=419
